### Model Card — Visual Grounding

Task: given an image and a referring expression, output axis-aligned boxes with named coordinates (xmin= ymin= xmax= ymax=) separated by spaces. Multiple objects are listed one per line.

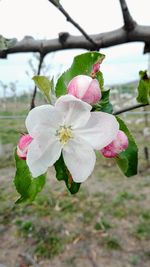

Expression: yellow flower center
xmin=57 ymin=126 xmax=73 ymax=145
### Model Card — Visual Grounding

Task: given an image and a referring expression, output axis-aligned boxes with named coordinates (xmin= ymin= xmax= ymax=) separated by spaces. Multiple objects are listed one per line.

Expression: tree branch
xmin=119 ymin=0 xmax=137 ymax=31
xmin=30 ymin=54 xmax=45 ymax=110
xmin=113 ymin=103 xmax=149 ymax=115
xmin=144 ymin=42 xmax=150 ymax=54
xmin=48 ymin=0 xmax=99 ymax=50
xmin=0 ymin=24 xmax=150 ymax=58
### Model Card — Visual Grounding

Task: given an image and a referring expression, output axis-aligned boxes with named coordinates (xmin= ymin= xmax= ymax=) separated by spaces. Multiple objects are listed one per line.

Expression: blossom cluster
xmin=17 ymin=68 xmax=128 ymax=183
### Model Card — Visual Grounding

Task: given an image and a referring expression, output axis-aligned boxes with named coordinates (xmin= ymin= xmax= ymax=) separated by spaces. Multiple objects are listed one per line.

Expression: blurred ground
xmin=0 ymin=95 xmax=150 ymax=267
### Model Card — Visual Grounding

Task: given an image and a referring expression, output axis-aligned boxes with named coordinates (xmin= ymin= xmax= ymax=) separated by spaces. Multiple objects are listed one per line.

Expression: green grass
xmin=134 ymin=210 xmax=150 ymax=239
xmin=59 ymin=198 xmax=78 ymax=213
xmin=0 ymin=119 xmax=25 ymax=145
xmin=103 ymin=235 xmax=121 ymax=250
xmin=129 ymin=255 xmax=140 ymax=266
xmin=140 ymin=210 xmax=150 ymax=220
xmin=94 ymin=217 xmax=111 ymax=231
xmin=15 ymin=220 xmax=34 ymax=236
xmin=0 ymin=128 xmax=19 ymax=145
xmin=112 ymin=191 xmax=137 ymax=205
xmin=135 ymin=222 xmax=150 ymax=239
xmin=15 ymin=218 xmax=64 ymax=258
xmin=35 ymin=229 xmax=63 ymax=259
xmin=112 ymin=207 xmax=127 ymax=218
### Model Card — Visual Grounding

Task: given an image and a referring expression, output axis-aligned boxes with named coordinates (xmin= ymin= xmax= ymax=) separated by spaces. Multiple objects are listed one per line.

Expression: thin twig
xmin=119 ymin=0 xmax=136 ymax=31
xmin=30 ymin=54 xmax=45 ymax=110
xmin=48 ymin=0 xmax=99 ymax=50
xmin=113 ymin=103 xmax=149 ymax=115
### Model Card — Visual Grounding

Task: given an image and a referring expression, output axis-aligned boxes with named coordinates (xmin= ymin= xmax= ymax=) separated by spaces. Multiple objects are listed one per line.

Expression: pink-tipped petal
xmin=92 ymin=62 xmax=100 ymax=73
xmin=101 ymin=130 xmax=128 ymax=158
xmin=82 ymin=79 xmax=101 ymax=104
xmin=17 ymin=134 xmax=33 ymax=160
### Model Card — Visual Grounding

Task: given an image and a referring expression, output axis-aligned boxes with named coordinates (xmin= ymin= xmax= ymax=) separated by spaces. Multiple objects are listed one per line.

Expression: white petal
xmin=75 ymin=112 xmax=119 ymax=150
xmin=26 ymin=132 xmax=62 ymax=177
xmin=25 ymin=105 xmax=63 ymax=137
xmin=55 ymin=94 xmax=92 ymax=129
xmin=62 ymin=138 xmax=96 ymax=183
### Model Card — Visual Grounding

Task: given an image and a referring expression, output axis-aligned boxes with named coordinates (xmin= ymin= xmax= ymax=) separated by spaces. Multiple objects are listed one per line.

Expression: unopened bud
xmin=67 ymin=75 xmax=101 ymax=104
xmin=101 ymin=130 xmax=128 ymax=158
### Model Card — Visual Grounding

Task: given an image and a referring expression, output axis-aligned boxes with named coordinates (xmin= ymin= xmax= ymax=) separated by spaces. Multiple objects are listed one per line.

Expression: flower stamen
xmin=57 ymin=126 xmax=73 ymax=145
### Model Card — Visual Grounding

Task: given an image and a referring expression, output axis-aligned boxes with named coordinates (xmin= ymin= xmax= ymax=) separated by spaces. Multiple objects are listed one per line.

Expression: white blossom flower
xmin=25 ymin=95 xmax=119 ymax=182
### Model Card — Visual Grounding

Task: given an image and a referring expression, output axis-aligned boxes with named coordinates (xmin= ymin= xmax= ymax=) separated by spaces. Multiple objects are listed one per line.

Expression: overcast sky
xmin=0 ymin=0 xmax=150 ymax=96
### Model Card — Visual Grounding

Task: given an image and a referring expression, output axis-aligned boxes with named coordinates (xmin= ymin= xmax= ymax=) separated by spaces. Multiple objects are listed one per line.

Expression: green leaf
xmin=54 ymin=154 xmax=80 ymax=194
xmin=32 ymin=76 xmax=51 ymax=103
xmin=27 ymin=175 xmax=46 ymax=201
xmin=136 ymin=70 xmax=150 ymax=104
xmin=55 ymin=51 xmax=105 ymax=97
xmin=96 ymin=71 xmax=104 ymax=91
xmin=92 ymin=90 xmax=113 ymax=113
xmin=115 ymin=117 xmax=138 ymax=177
xmin=0 ymin=35 xmax=17 ymax=51
xmin=14 ymin=150 xmax=46 ymax=203
xmin=115 ymin=153 xmax=128 ymax=174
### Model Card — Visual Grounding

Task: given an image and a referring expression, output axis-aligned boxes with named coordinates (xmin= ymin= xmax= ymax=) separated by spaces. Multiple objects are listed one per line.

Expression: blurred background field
xmin=0 ymin=85 xmax=150 ymax=267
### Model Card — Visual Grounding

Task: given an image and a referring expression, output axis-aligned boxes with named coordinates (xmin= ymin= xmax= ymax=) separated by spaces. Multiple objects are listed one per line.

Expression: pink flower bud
xmin=17 ymin=134 xmax=33 ymax=160
xmin=101 ymin=130 xmax=128 ymax=158
xmin=92 ymin=62 xmax=100 ymax=73
xmin=67 ymin=75 xmax=101 ymax=104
